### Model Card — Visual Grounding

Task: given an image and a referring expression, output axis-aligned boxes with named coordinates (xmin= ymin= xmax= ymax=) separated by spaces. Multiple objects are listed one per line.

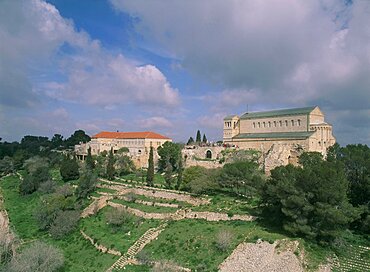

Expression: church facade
xmin=223 ymin=106 xmax=336 ymax=156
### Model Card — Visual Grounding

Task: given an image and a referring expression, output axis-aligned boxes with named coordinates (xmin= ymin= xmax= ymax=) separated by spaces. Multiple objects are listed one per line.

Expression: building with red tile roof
xmin=75 ymin=131 xmax=172 ymax=168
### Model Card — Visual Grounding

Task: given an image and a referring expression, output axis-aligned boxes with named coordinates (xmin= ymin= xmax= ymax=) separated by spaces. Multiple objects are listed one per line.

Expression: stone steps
xmin=332 ymin=245 xmax=370 ymax=272
xmin=106 ymin=223 xmax=167 ymax=271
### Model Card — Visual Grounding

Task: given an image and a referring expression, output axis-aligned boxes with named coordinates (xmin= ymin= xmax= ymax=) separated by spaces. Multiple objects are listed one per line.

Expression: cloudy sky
xmin=0 ymin=0 xmax=369 ymax=145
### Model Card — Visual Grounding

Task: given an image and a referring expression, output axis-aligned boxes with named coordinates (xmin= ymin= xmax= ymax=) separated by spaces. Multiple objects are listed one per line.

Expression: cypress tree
xmin=146 ymin=146 xmax=154 ymax=187
xmin=196 ymin=130 xmax=201 ymax=143
xmin=86 ymin=147 xmax=95 ymax=170
xmin=106 ymin=148 xmax=115 ymax=180
xmin=187 ymin=137 xmax=194 ymax=145
xmin=202 ymin=134 xmax=207 ymax=143
xmin=176 ymin=156 xmax=183 ymax=190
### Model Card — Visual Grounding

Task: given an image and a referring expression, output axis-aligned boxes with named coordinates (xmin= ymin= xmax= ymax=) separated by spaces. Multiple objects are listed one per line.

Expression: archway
xmin=206 ymin=150 xmax=212 ymax=159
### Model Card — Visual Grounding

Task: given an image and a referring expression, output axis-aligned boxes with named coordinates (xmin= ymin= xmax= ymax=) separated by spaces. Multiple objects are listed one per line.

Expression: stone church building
xmin=223 ymin=106 xmax=336 ymax=171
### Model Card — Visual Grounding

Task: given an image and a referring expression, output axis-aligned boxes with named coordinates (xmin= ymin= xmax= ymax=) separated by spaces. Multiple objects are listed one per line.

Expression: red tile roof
xmin=92 ymin=131 xmax=171 ymax=140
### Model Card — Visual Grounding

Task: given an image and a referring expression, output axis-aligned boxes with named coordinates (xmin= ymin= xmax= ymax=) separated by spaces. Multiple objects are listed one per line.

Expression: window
xmin=291 ymin=120 xmax=294 ymax=126
xmin=285 ymin=120 xmax=288 ymax=126
xmin=258 ymin=122 xmax=261 ymax=128
xmin=279 ymin=121 xmax=282 ymax=127
xmin=253 ymin=122 xmax=256 ymax=128
xmin=274 ymin=121 xmax=277 ymax=127
xmin=206 ymin=150 xmax=212 ymax=159
xmin=268 ymin=121 xmax=271 ymax=128
xmin=298 ymin=119 xmax=301 ymax=126
xmin=263 ymin=122 xmax=266 ymax=128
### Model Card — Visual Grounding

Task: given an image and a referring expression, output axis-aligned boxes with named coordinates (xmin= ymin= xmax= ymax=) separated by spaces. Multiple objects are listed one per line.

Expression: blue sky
xmin=0 ymin=0 xmax=369 ymax=145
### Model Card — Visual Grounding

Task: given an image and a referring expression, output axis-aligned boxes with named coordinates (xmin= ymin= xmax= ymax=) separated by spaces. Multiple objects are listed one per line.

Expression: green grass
xmin=0 ymin=175 xmax=43 ymax=240
xmin=119 ymin=173 xmax=166 ymax=187
xmin=120 ymin=264 xmax=151 ymax=272
xmin=192 ymin=193 xmax=258 ymax=215
xmin=144 ymin=219 xmax=286 ymax=271
xmin=47 ymin=231 xmax=118 ymax=272
xmin=96 ymin=187 xmax=117 ymax=194
xmin=80 ymin=206 xmax=160 ymax=253
xmin=110 ymin=198 xmax=179 ymax=213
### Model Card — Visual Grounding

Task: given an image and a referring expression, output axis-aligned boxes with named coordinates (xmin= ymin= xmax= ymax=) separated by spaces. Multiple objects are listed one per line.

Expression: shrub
xmin=216 ymin=230 xmax=233 ymax=252
xmin=8 ymin=241 xmax=64 ymax=272
xmin=49 ymin=210 xmax=80 ymax=239
xmin=38 ymin=180 xmax=57 ymax=194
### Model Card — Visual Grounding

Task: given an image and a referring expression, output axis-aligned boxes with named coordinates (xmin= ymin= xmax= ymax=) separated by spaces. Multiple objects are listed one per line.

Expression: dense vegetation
xmin=0 ymin=132 xmax=369 ymax=271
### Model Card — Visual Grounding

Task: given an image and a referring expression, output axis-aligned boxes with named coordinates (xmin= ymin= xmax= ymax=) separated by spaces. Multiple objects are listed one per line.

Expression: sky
xmin=0 ymin=0 xmax=369 ymax=145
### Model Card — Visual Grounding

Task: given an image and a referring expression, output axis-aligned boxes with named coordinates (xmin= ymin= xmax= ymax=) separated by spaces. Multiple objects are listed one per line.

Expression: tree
xmin=51 ymin=134 xmax=64 ymax=149
xmin=115 ymin=155 xmax=135 ymax=176
xmin=85 ymin=147 xmax=95 ymax=170
xmin=49 ymin=210 xmax=80 ymax=239
xmin=328 ymin=144 xmax=370 ymax=233
xmin=60 ymin=156 xmax=79 ymax=182
xmin=20 ymin=165 xmax=50 ymax=195
xmin=196 ymin=130 xmax=201 ymax=143
xmin=76 ymin=170 xmax=97 ymax=199
xmin=157 ymin=142 xmax=181 ymax=172
xmin=262 ymin=152 xmax=360 ymax=242
xmin=176 ymin=156 xmax=183 ymax=190
xmin=183 ymin=166 xmax=219 ymax=194
xmin=146 ymin=146 xmax=154 ymax=186
xmin=164 ymin=160 xmax=173 ymax=189
xmin=186 ymin=137 xmax=194 ymax=145
xmin=65 ymin=130 xmax=90 ymax=147
xmin=202 ymin=133 xmax=207 ymax=143
xmin=0 ymin=156 xmax=14 ymax=177
xmin=219 ymin=160 xmax=264 ymax=196
xmin=8 ymin=241 xmax=64 ymax=272
xmin=106 ymin=148 xmax=115 ymax=180
xmin=216 ymin=230 xmax=233 ymax=252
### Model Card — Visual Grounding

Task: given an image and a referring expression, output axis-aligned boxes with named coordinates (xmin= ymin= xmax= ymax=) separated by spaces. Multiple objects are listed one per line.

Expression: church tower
xmin=223 ymin=115 xmax=240 ymax=143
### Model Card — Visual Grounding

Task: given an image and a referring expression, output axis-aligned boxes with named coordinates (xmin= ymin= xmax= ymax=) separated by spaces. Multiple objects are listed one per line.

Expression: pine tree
xmin=86 ymin=147 xmax=95 ymax=170
xmin=187 ymin=137 xmax=195 ymax=145
xmin=106 ymin=148 xmax=115 ymax=180
xmin=196 ymin=130 xmax=201 ymax=143
xmin=146 ymin=146 xmax=154 ymax=187
xmin=202 ymin=134 xmax=207 ymax=143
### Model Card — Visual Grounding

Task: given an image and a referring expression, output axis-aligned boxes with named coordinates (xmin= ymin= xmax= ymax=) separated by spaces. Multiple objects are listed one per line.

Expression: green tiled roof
xmin=233 ymin=131 xmax=314 ymax=140
xmin=240 ymin=106 xmax=316 ymax=119
xmin=224 ymin=115 xmax=238 ymax=120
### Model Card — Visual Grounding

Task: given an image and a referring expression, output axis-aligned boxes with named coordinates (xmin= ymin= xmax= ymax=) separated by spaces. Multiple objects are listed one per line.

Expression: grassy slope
xmin=110 ymin=198 xmax=178 ymax=213
xmin=80 ymin=206 xmax=160 ymax=253
xmin=144 ymin=219 xmax=286 ymax=271
xmin=0 ymin=174 xmax=117 ymax=272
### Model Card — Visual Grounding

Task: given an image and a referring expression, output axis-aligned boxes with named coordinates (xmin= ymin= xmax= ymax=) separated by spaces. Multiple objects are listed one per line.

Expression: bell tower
xmin=223 ymin=115 xmax=240 ymax=143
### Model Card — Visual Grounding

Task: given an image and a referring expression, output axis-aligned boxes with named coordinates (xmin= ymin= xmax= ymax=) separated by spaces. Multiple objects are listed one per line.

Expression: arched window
xmin=285 ymin=120 xmax=288 ymax=126
xmin=263 ymin=122 xmax=266 ymax=127
xmin=298 ymin=119 xmax=301 ymax=126
xmin=258 ymin=122 xmax=261 ymax=128
xmin=279 ymin=121 xmax=282 ymax=127
xmin=291 ymin=120 xmax=294 ymax=126
xmin=253 ymin=122 xmax=256 ymax=128
xmin=274 ymin=121 xmax=276 ymax=127
xmin=268 ymin=121 xmax=271 ymax=127
xmin=206 ymin=150 xmax=212 ymax=159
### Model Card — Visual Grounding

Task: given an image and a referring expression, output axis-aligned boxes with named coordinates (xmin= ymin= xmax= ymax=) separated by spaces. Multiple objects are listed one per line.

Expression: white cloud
xmin=112 ymin=0 xmax=370 ymax=144
xmin=0 ymin=0 xmax=179 ymax=110
xmin=138 ymin=117 xmax=173 ymax=129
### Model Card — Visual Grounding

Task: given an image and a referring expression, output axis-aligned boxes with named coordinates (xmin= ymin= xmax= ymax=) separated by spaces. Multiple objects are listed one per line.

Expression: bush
xmin=8 ymin=241 xmax=64 ymax=272
xmin=49 ymin=210 xmax=80 ymax=239
xmin=60 ymin=156 xmax=79 ymax=182
xmin=38 ymin=180 xmax=57 ymax=194
xmin=136 ymin=249 xmax=151 ymax=265
xmin=216 ymin=230 xmax=233 ymax=252
xmin=105 ymin=207 xmax=131 ymax=228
